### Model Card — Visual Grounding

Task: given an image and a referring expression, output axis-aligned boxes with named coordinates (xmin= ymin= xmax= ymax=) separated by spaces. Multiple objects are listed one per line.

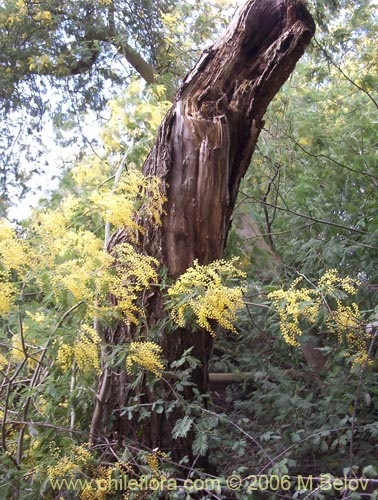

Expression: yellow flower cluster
xmin=47 ymin=445 xmax=102 ymax=499
xmin=126 ymin=341 xmax=164 ymax=376
xmin=269 ymin=270 xmax=369 ymax=365
xmin=75 ymin=325 xmax=101 ymax=373
xmin=268 ymin=278 xmax=320 ymax=346
xmin=0 ymin=279 xmax=16 ymax=316
xmin=137 ymin=174 xmax=167 ymax=227
xmin=90 ymin=169 xmax=165 ymax=232
xmin=145 ymin=449 xmax=168 ymax=477
xmin=327 ymin=302 xmax=369 ymax=365
xmin=33 ymin=203 xmax=112 ymax=306
xmin=33 ymin=10 xmax=52 ymax=23
xmin=146 ymin=453 xmax=159 ymax=473
xmin=71 ymin=157 xmax=112 ymax=188
xmin=91 ymin=183 xmax=140 ymax=232
xmin=29 ymin=177 xmax=161 ymax=323
xmin=80 ymin=466 xmax=110 ymax=500
xmin=0 ymin=219 xmax=31 ymax=273
xmin=48 ymin=447 xmax=131 ymax=500
xmin=167 ymin=258 xmax=246 ymax=336
xmin=106 ymin=243 xmax=158 ymax=324
xmin=56 ymin=324 xmax=101 ymax=374
xmin=47 ymin=444 xmax=92 ymax=483
xmin=56 ymin=342 xmax=74 ymax=371
xmin=0 ymin=219 xmax=32 ymax=316
xmin=26 ymin=310 xmax=46 ymax=323
xmin=318 ymin=269 xmax=360 ymax=296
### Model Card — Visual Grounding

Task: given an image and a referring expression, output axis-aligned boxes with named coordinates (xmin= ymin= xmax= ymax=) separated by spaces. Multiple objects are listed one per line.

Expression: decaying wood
xmin=140 ymin=0 xmax=315 ymax=276
xmin=94 ymin=0 xmax=315 ymax=466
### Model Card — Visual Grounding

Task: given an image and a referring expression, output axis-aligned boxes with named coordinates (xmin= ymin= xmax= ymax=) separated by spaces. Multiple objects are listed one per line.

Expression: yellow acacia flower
xmin=0 ymin=219 xmax=14 ymax=240
xmin=0 ymin=278 xmax=16 ymax=316
xmin=105 ymin=243 xmax=159 ymax=324
xmin=167 ymin=258 xmax=246 ymax=336
xmin=126 ymin=341 xmax=164 ymax=376
xmin=33 ymin=10 xmax=52 ymax=22
xmin=145 ymin=449 xmax=167 ymax=478
xmin=0 ymin=219 xmax=31 ymax=275
xmin=90 ymin=187 xmax=138 ymax=231
xmin=269 ymin=271 xmax=369 ymax=366
xmin=268 ymin=280 xmax=320 ymax=347
xmin=146 ymin=452 xmax=159 ymax=473
xmin=47 ymin=444 xmax=92 ymax=483
xmin=56 ymin=325 xmax=101 ymax=374
xmin=318 ymin=269 xmax=360 ymax=296
xmin=80 ymin=485 xmax=107 ymax=500
xmin=327 ymin=302 xmax=369 ymax=365
xmin=74 ymin=325 xmax=101 ymax=373
xmin=72 ymin=158 xmax=111 ymax=187
xmin=25 ymin=310 xmax=46 ymax=323
xmin=90 ymin=169 xmax=165 ymax=231
xmin=56 ymin=343 xmax=74 ymax=371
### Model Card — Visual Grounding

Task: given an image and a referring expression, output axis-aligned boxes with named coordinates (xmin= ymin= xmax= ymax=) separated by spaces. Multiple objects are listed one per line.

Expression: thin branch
xmin=17 ymin=314 xmax=28 ymax=358
xmin=8 ymin=420 xmax=88 ymax=436
xmin=208 ymin=372 xmax=255 ymax=383
xmin=240 ymin=191 xmax=367 ymax=235
xmin=69 ymin=362 xmax=77 ymax=436
xmin=262 ymin=165 xmax=281 ymax=252
xmin=16 ymin=302 xmax=84 ymax=465
xmin=314 ymin=37 xmax=378 ymax=111
xmin=292 ymin=139 xmax=378 ymax=181
xmin=96 ymin=25 xmax=157 ymax=84
xmin=258 ymin=423 xmax=378 ymax=475
xmin=89 ymin=367 xmax=110 ymax=445
xmin=243 ymin=300 xmax=270 ymax=309
xmin=2 ymin=359 xmax=28 ymax=468
xmin=200 ymin=407 xmax=273 ymax=465
xmin=245 ymin=222 xmax=315 ymax=239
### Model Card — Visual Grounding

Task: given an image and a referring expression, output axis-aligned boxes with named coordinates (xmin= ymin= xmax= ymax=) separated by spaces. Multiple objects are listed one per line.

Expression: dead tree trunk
xmin=95 ymin=0 xmax=315 ymax=469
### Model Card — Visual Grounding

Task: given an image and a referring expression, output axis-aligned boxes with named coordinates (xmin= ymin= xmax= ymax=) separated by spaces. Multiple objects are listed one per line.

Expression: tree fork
xmin=96 ymin=0 xmax=315 ymax=469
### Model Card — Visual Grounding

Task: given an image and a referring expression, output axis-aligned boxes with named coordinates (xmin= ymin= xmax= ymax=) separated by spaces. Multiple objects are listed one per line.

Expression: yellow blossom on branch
xmin=47 ymin=444 xmax=92 ymax=483
xmin=167 ymin=258 xmax=246 ymax=336
xmin=11 ymin=334 xmax=26 ymax=363
xmin=56 ymin=343 xmax=74 ymax=371
xmin=56 ymin=324 xmax=101 ymax=374
xmin=327 ymin=301 xmax=369 ymax=365
xmin=126 ymin=341 xmax=164 ymax=376
xmin=317 ymin=268 xmax=360 ymax=297
xmin=74 ymin=324 xmax=101 ymax=373
xmin=90 ymin=169 xmax=166 ymax=231
xmin=0 ymin=277 xmax=17 ymax=317
xmin=104 ymin=243 xmax=159 ymax=324
xmin=0 ymin=219 xmax=32 ymax=276
xmin=268 ymin=278 xmax=320 ymax=347
xmin=269 ymin=270 xmax=369 ymax=366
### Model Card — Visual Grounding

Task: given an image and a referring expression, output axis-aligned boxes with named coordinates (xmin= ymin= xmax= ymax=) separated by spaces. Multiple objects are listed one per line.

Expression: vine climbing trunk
xmin=94 ymin=0 xmax=315 ymax=469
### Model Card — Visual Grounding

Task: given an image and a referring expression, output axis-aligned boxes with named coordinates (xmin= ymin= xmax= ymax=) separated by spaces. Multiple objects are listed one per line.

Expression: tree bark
xmin=95 ymin=0 xmax=315 ymax=470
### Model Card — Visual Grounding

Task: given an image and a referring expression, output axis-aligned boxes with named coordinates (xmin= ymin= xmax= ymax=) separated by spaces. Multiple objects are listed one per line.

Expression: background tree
xmin=0 ymin=0 xmax=231 ymax=214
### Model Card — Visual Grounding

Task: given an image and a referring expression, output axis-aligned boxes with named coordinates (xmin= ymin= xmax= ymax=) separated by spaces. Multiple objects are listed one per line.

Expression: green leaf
xmin=363 ymin=465 xmax=378 ymax=478
xmin=172 ymin=416 xmax=194 ymax=439
xmin=192 ymin=432 xmax=208 ymax=456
